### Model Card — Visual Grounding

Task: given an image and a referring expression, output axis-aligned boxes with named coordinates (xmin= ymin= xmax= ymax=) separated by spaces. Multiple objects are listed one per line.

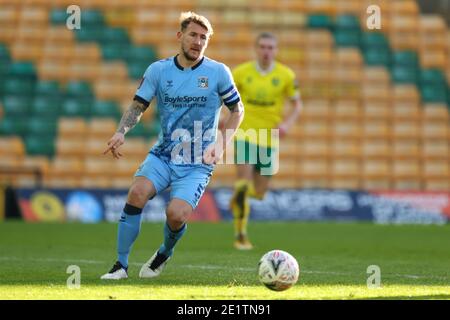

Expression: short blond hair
xmin=179 ymin=11 xmax=214 ymax=37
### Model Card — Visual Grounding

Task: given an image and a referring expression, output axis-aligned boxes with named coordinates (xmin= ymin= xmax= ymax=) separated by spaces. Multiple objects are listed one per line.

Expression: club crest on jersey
xmin=198 ymin=77 xmax=208 ymax=89
xmin=272 ymin=77 xmax=280 ymax=86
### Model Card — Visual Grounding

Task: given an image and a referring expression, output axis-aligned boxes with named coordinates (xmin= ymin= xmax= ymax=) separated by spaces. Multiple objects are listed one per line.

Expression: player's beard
xmin=182 ymin=46 xmax=201 ymax=61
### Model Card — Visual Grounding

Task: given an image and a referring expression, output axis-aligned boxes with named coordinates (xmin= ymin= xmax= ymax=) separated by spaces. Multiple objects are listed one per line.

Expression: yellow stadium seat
xmin=363 ymin=67 xmax=391 ymax=85
xmin=331 ymin=120 xmax=362 ymax=139
xmin=297 ymin=120 xmax=330 ymax=139
xmin=363 ymin=101 xmax=392 ymax=121
xmin=297 ymin=158 xmax=330 ymax=188
xmin=58 ymin=118 xmax=88 ymax=138
xmin=0 ymin=136 xmax=25 ymax=157
xmin=392 ymin=140 xmax=421 ymax=160
xmin=363 ymin=120 xmax=392 ymax=140
xmin=422 ymin=122 xmax=449 ymax=140
xmin=391 ymin=0 xmax=419 ymax=14
xmin=22 ymin=156 xmax=50 ymax=177
xmin=422 ymin=140 xmax=449 ymax=160
xmin=50 ymin=156 xmax=84 ymax=178
xmin=299 ymin=139 xmax=330 ymax=159
xmin=423 ymin=178 xmax=449 ymax=191
xmin=331 ymin=139 xmax=361 ymax=159
xmin=422 ymin=104 xmax=450 ymax=122
xmin=362 ymin=157 xmax=392 ymax=190
xmin=300 ymin=99 xmax=331 ymax=121
xmin=87 ymin=118 xmax=117 ymax=140
xmin=422 ymin=160 xmax=449 ymax=179
xmin=333 ymin=99 xmax=361 ymax=121
xmin=84 ymin=157 xmax=116 ymax=176
xmin=361 ymin=139 xmax=391 ymax=159
xmin=392 ymin=120 xmax=421 ymax=140
xmin=80 ymin=176 xmax=112 ymax=188
xmin=336 ymin=0 xmax=362 ymax=15
xmin=420 ymin=50 xmax=447 ymax=69
xmin=111 ymin=177 xmax=133 ymax=189
xmin=55 ymin=138 xmax=85 ymax=158
xmin=44 ymin=176 xmax=81 ymax=188
xmin=278 ymin=139 xmax=301 ymax=160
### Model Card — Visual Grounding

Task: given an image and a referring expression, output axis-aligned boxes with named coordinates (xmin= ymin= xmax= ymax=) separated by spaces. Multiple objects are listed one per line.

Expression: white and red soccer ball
xmin=258 ymin=250 xmax=300 ymax=291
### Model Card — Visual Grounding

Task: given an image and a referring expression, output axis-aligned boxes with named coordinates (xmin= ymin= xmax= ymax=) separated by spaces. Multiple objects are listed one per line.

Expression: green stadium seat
xmin=307 ymin=14 xmax=333 ymax=29
xmin=65 ymin=81 xmax=93 ymax=98
xmin=391 ymin=66 xmax=418 ymax=84
xmin=335 ymin=15 xmax=360 ymax=30
xmin=100 ymin=28 xmax=130 ymax=44
xmin=8 ymin=62 xmax=36 ymax=79
xmin=3 ymin=78 xmax=35 ymax=95
xmin=24 ymin=135 xmax=55 ymax=157
xmin=35 ymin=81 xmax=60 ymax=96
xmin=361 ymin=32 xmax=389 ymax=49
xmin=420 ymin=69 xmax=447 ymax=86
xmin=127 ymin=61 xmax=148 ymax=79
xmin=420 ymin=84 xmax=448 ymax=103
xmin=0 ymin=118 xmax=28 ymax=136
xmin=74 ymin=27 xmax=103 ymax=42
xmin=92 ymin=100 xmax=121 ymax=119
xmin=61 ymin=99 xmax=91 ymax=117
xmin=2 ymin=96 xmax=31 ymax=116
xmin=101 ymin=44 xmax=127 ymax=61
xmin=392 ymin=51 xmax=418 ymax=68
xmin=363 ymin=49 xmax=391 ymax=66
xmin=126 ymin=46 xmax=158 ymax=64
xmin=82 ymin=10 xmax=105 ymax=27
xmin=334 ymin=30 xmax=361 ymax=47
xmin=0 ymin=43 xmax=10 ymax=62
xmin=31 ymin=97 xmax=62 ymax=117
xmin=28 ymin=117 xmax=58 ymax=136
xmin=50 ymin=9 xmax=68 ymax=25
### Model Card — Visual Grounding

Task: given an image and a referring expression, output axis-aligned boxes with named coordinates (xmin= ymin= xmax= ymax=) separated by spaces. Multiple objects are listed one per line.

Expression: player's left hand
xmin=277 ymin=123 xmax=289 ymax=139
xmin=203 ymin=142 xmax=223 ymax=165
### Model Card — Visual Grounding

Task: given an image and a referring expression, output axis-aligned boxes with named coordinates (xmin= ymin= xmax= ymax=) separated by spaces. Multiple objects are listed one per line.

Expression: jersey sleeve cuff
xmin=133 ymin=95 xmax=150 ymax=108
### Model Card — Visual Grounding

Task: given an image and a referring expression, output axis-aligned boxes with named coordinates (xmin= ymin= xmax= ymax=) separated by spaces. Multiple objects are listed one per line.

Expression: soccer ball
xmin=257 ymin=250 xmax=299 ymax=291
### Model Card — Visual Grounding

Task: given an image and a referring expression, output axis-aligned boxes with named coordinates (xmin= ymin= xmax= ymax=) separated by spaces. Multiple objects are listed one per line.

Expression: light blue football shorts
xmin=135 ymin=152 xmax=213 ymax=209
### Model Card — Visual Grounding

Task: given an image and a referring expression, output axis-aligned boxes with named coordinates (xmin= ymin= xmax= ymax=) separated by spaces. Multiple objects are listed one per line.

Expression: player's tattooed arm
xmin=116 ymin=100 xmax=147 ymax=135
xmin=228 ymin=101 xmax=244 ymax=115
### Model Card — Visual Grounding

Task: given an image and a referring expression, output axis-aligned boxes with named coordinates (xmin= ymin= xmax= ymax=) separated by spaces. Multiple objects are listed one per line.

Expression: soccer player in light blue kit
xmin=101 ymin=12 xmax=244 ymax=280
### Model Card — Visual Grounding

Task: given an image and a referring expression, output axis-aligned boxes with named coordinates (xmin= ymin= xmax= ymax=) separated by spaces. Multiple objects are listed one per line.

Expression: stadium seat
xmin=91 ymin=100 xmax=121 ymax=119
xmin=61 ymin=99 xmax=91 ymax=118
xmin=334 ymin=30 xmax=361 ymax=47
xmin=24 ymin=135 xmax=55 ymax=157
xmin=420 ymin=84 xmax=448 ymax=103
xmin=1 ymin=95 xmax=31 ymax=117
xmin=65 ymin=81 xmax=94 ymax=99
xmin=391 ymin=65 xmax=419 ymax=84
xmin=307 ymin=14 xmax=333 ymax=30
xmin=55 ymin=137 xmax=85 ymax=158
xmin=0 ymin=136 xmax=25 ymax=156
xmin=57 ymin=117 xmax=88 ymax=138
xmin=0 ymin=117 xmax=28 ymax=137
xmin=87 ymin=118 xmax=117 ymax=139
xmin=101 ymin=43 xmax=127 ymax=61
xmin=31 ymin=96 xmax=62 ymax=118
xmin=28 ymin=117 xmax=58 ymax=137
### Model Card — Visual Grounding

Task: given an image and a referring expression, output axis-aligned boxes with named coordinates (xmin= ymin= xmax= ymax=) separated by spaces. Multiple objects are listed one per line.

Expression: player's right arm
xmin=103 ymin=100 xmax=148 ymax=159
xmin=103 ymin=62 xmax=158 ymax=159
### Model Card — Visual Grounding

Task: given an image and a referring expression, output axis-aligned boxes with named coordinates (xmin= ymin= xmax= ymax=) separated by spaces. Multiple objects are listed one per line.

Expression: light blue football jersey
xmin=134 ymin=55 xmax=240 ymax=167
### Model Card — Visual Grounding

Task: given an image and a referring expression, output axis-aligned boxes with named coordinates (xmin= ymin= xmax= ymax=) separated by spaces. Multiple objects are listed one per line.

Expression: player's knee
xmin=128 ymin=184 xmax=151 ymax=207
xmin=166 ymin=203 xmax=191 ymax=225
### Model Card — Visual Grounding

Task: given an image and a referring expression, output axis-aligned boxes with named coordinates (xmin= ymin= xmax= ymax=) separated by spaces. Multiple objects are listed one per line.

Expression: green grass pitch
xmin=0 ymin=221 xmax=449 ymax=300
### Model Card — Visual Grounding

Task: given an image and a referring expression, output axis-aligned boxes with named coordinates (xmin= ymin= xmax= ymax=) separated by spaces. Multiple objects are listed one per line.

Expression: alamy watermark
xmin=367 ymin=265 xmax=381 ymax=289
xmin=66 ymin=5 xmax=81 ymax=30
xmin=366 ymin=5 xmax=381 ymax=30
xmin=66 ymin=265 xmax=81 ymax=289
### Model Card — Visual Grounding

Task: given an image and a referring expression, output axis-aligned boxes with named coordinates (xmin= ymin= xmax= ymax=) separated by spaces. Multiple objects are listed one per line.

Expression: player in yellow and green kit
xmin=228 ymin=32 xmax=302 ymax=250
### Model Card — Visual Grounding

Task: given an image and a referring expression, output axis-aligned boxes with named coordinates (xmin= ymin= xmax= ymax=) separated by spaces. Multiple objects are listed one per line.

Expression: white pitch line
xmin=0 ymin=256 xmax=448 ymax=281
